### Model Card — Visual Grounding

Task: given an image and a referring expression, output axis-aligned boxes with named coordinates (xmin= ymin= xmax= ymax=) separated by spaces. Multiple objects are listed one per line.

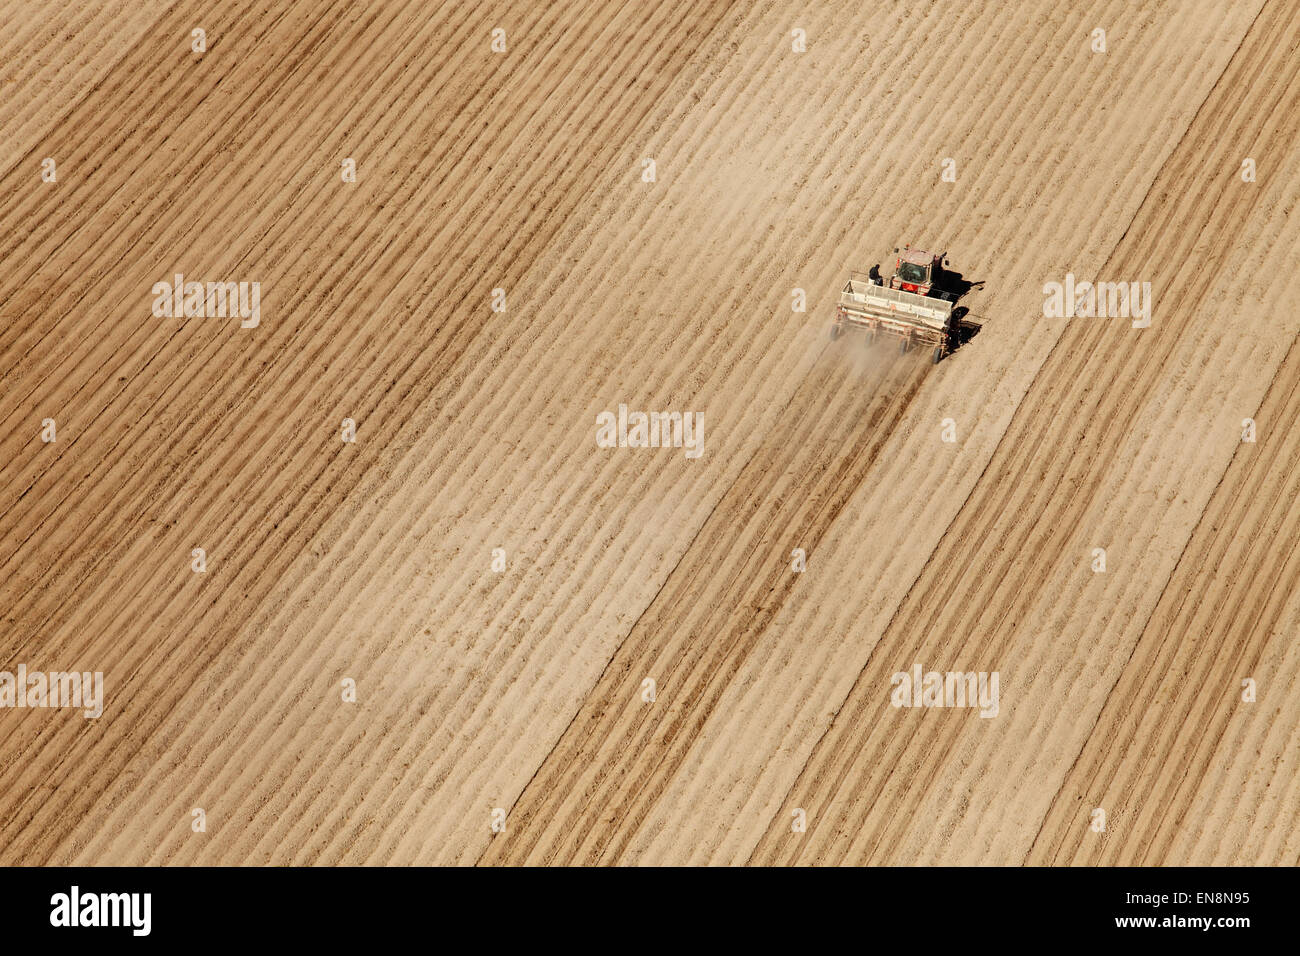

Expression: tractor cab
xmin=889 ymin=246 xmax=942 ymax=296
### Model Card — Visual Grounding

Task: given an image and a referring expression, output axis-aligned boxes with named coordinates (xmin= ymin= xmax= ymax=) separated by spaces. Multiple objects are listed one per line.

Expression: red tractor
xmin=886 ymin=245 xmax=947 ymax=296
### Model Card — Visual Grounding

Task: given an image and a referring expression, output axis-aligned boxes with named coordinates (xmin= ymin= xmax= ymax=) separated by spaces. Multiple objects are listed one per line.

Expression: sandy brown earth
xmin=1 ymin=0 xmax=1297 ymax=865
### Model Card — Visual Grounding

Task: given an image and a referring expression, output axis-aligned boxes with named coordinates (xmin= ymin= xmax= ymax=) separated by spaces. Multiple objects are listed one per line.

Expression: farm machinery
xmin=831 ymin=246 xmax=957 ymax=363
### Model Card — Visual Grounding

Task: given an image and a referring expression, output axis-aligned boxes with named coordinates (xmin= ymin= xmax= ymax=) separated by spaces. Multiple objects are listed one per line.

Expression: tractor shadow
xmin=950 ymin=307 xmax=982 ymax=349
xmin=936 ymin=267 xmax=984 ymax=356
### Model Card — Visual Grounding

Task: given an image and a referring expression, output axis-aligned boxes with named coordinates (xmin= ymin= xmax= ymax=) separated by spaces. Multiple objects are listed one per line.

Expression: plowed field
xmin=2 ymin=0 xmax=1296 ymax=865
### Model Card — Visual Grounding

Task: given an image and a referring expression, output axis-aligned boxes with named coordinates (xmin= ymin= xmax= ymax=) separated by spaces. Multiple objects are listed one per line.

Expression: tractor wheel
xmin=932 ymin=346 xmax=944 ymax=364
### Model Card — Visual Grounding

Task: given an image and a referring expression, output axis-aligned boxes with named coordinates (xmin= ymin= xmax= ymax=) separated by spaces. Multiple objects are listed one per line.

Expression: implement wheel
xmin=830 ymin=322 xmax=842 ymax=340
xmin=932 ymin=346 xmax=944 ymax=364
xmin=898 ymin=338 xmax=909 ymax=355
